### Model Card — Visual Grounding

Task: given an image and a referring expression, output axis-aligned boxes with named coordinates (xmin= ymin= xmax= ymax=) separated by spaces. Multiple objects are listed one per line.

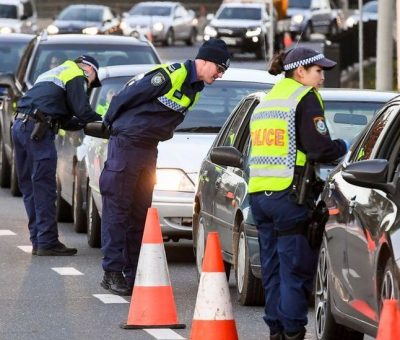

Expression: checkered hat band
xmin=284 ymin=53 xmax=325 ymax=71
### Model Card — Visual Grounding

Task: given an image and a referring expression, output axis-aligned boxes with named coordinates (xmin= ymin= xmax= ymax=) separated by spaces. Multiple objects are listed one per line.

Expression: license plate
xmin=222 ymin=37 xmax=238 ymax=46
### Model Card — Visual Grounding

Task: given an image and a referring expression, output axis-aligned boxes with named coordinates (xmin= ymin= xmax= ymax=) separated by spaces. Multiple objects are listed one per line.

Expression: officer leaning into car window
xmin=248 ymin=47 xmax=348 ymax=340
xmin=13 ymin=55 xmax=102 ymax=256
xmin=99 ymin=39 xmax=230 ymax=296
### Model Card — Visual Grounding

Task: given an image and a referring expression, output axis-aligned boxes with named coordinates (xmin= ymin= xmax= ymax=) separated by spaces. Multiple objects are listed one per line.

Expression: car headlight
xmin=292 ymin=14 xmax=305 ymax=25
xmin=120 ymin=21 xmax=128 ymax=30
xmin=246 ymin=27 xmax=262 ymax=37
xmin=346 ymin=17 xmax=356 ymax=28
xmin=82 ymin=27 xmax=99 ymax=35
xmin=0 ymin=26 xmax=13 ymax=34
xmin=155 ymin=168 xmax=195 ymax=192
xmin=153 ymin=22 xmax=163 ymax=32
xmin=204 ymin=25 xmax=217 ymax=37
xmin=46 ymin=24 xmax=59 ymax=34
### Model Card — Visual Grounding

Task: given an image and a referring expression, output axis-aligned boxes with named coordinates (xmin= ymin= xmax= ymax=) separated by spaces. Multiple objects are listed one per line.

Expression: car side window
xmin=219 ymin=98 xmax=255 ymax=147
xmin=350 ymin=105 xmax=397 ymax=163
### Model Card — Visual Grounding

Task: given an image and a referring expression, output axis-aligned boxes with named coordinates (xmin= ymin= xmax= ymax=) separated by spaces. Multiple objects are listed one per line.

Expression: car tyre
xmin=10 ymin=148 xmax=21 ymax=197
xmin=314 ymin=241 xmax=364 ymax=340
xmin=72 ymin=166 xmax=87 ymax=233
xmin=164 ymin=29 xmax=174 ymax=46
xmin=380 ymin=258 xmax=400 ymax=304
xmin=235 ymin=222 xmax=264 ymax=306
xmin=56 ymin=178 xmax=73 ymax=222
xmin=87 ymin=186 xmax=101 ymax=248
xmin=185 ymin=28 xmax=197 ymax=46
xmin=0 ymin=134 xmax=11 ymax=188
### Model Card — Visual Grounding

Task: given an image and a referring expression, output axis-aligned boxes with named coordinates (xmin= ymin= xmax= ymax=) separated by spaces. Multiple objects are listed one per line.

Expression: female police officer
xmin=248 ymin=47 xmax=348 ymax=340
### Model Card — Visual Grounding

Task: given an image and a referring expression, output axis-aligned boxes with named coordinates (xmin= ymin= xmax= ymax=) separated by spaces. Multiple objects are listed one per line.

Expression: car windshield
xmin=363 ymin=1 xmax=377 ymax=13
xmin=57 ymin=7 xmax=103 ymax=22
xmin=29 ymin=44 xmax=160 ymax=84
xmin=129 ymin=5 xmax=171 ymax=16
xmin=288 ymin=0 xmax=311 ymax=9
xmin=0 ymin=4 xmax=18 ymax=18
xmin=324 ymin=100 xmax=386 ymax=141
xmin=217 ymin=7 xmax=261 ymax=20
xmin=0 ymin=40 xmax=30 ymax=73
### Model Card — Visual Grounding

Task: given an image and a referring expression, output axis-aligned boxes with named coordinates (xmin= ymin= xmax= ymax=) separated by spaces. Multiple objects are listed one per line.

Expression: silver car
xmin=0 ymin=0 xmax=37 ymax=34
xmin=120 ymin=1 xmax=198 ymax=46
xmin=79 ymin=67 xmax=280 ymax=247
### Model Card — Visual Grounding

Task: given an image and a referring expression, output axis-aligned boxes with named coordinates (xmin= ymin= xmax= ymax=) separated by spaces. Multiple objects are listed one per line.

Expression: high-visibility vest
xmin=155 ymin=63 xmax=200 ymax=113
xmin=35 ymin=60 xmax=85 ymax=90
xmin=248 ymin=77 xmax=323 ymax=193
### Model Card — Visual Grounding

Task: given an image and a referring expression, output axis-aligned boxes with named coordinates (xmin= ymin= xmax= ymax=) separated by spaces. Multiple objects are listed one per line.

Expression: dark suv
xmin=0 ymin=33 xmax=160 ymax=195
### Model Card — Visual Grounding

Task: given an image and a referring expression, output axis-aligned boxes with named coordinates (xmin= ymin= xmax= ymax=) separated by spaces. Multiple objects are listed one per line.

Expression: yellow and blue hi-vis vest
xmin=248 ymin=77 xmax=323 ymax=193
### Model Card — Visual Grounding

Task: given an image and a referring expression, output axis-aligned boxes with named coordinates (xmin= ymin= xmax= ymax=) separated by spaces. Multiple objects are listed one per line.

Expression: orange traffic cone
xmin=283 ymin=32 xmax=293 ymax=48
xmin=190 ymin=232 xmax=238 ymax=340
xmin=376 ymin=299 xmax=400 ymax=340
xmin=120 ymin=208 xmax=185 ymax=329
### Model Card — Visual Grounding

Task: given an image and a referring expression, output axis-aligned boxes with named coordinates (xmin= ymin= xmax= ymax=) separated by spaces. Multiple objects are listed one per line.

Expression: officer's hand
xmin=84 ymin=121 xmax=110 ymax=139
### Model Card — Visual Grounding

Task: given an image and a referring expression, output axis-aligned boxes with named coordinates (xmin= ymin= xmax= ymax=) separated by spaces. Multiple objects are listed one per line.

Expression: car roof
xmin=0 ymin=33 xmax=34 ymax=41
xmin=98 ymin=64 xmax=155 ymax=81
xmin=36 ymin=33 xmax=151 ymax=47
xmin=220 ymin=3 xmax=264 ymax=9
xmin=135 ymin=2 xmax=178 ymax=7
xmin=61 ymin=4 xmax=109 ymax=10
xmin=319 ymin=88 xmax=398 ymax=102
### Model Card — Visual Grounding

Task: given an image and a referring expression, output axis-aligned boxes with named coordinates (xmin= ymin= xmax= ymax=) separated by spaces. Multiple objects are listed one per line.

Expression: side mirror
xmin=210 ymin=146 xmax=243 ymax=168
xmin=342 ymin=159 xmax=395 ymax=194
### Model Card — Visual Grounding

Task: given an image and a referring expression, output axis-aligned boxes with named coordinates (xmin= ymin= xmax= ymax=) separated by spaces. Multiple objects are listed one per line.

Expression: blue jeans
xmin=250 ymin=189 xmax=318 ymax=334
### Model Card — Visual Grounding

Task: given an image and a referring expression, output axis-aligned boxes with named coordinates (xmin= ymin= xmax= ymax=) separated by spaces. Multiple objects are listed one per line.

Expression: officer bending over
xmin=100 ymin=39 xmax=230 ymax=296
xmin=14 ymin=55 xmax=102 ymax=256
xmin=248 ymin=47 xmax=348 ymax=340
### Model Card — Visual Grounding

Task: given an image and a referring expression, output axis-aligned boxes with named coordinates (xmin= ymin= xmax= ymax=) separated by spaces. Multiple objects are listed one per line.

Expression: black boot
xmin=37 ymin=242 xmax=77 ymax=256
xmin=270 ymin=332 xmax=283 ymax=340
xmin=101 ymin=271 xmax=132 ymax=296
xmin=283 ymin=328 xmax=306 ymax=340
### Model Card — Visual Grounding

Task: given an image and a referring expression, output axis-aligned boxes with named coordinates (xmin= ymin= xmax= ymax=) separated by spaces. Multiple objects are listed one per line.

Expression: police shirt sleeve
xmin=297 ymin=92 xmax=347 ymax=163
xmin=65 ymin=76 xmax=102 ymax=123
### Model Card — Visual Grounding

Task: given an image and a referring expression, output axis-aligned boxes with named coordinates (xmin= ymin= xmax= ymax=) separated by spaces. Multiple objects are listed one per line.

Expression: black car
xmin=193 ymin=88 xmax=397 ymax=306
xmin=0 ymin=33 xmax=160 ymax=196
xmin=315 ymin=96 xmax=400 ymax=338
xmin=46 ymin=4 xmax=122 ymax=35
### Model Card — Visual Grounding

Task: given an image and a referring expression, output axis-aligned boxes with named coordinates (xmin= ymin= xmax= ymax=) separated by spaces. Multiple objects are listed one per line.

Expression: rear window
xmin=29 ymin=43 xmax=160 ymax=83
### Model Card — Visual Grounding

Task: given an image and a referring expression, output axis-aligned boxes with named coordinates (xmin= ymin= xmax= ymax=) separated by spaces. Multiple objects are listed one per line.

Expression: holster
xmin=30 ymin=110 xmax=50 ymax=141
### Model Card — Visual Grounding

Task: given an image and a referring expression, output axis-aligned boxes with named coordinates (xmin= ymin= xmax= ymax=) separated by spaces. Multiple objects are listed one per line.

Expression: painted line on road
xmin=18 ymin=245 xmax=33 ymax=253
xmin=93 ymin=294 xmax=129 ymax=304
xmin=144 ymin=329 xmax=185 ymax=339
xmin=0 ymin=230 xmax=16 ymax=236
xmin=51 ymin=267 xmax=84 ymax=275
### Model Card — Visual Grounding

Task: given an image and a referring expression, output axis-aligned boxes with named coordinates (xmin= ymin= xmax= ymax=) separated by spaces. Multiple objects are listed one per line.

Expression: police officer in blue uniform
xmin=248 ymin=47 xmax=348 ymax=340
xmin=14 ymin=55 xmax=102 ymax=256
xmin=100 ymin=39 xmax=230 ymax=296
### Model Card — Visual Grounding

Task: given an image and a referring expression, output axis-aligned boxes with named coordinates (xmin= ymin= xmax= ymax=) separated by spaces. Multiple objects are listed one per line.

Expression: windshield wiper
xmin=175 ymin=126 xmax=220 ymax=133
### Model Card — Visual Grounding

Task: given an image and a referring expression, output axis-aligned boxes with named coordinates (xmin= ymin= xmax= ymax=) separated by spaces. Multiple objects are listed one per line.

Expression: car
xmin=203 ymin=2 xmax=274 ymax=59
xmin=0 ymin=0 xmax=37 ymax=34
xmin=120 ymin=1 xmax=198 ymax=46
xmin=75 ymin=67 xmax=280 ymax=247
xmin=315 ymin=94 xmax=400 ymax=339
xmin=192 ymin=88 xmax=397 ymax=306
xmin=0 ymin=33 xmax=33 ymax=74
xmin=288 ymin=0 xmax=344 ymax=41
xmin=345 ymin=0 xmax=377 ymax=28
xmin=0 ymin=33 xmax=161 ymax=196
xmin=46 ymin=4 xmax=122 ymax=35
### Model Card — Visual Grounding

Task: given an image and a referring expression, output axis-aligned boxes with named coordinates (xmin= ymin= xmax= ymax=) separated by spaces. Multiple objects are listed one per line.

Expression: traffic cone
xmin=376 ymin=299 xmax=400 ymax=340
xmin=190 ymin=232 xmax=238 ymax=340
xmin=120 ymin=208 xmax=185 ymax=329
xmin=283 ymin=32 xmax=293 ymax=48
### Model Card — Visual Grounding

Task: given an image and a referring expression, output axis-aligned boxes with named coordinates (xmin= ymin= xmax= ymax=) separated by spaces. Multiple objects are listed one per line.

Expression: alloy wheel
xmin=195 ymin=216 xmax=205 ymax=275
xmin=236 ymin=230 xmax=246 ymax=293
xmin=315 ymin=247 xmax=328 ymax=338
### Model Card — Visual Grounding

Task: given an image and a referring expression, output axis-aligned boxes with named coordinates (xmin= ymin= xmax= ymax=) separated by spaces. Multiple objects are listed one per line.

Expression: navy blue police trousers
xmin=249 ymin=189 xmax=318 ymax=335
xmin=100 ymin=135 xmax=157 ymax=286
xmin=12 ymin=119 xmax=59 ymax=250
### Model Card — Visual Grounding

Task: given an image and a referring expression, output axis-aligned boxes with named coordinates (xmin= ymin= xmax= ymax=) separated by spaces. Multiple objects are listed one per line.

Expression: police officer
xmin=13 ymin=55 xmax=102 ymax=256
xmin=100 ymin=39 xmax=230 ymax=296
xmin=248 ymin=47 xmax=348 ymax=340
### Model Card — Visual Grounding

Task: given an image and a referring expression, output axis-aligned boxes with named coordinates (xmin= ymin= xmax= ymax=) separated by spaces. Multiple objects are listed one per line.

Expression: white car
xmin=0 ymin=0 xmax=37 ymax=34
xmin=120 ymin=1 xmax=198 ymax=46
xmin=78 ymin=65 xmax=280 ymax=247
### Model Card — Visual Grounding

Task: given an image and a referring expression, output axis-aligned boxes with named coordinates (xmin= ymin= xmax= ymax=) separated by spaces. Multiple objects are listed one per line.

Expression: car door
xmin=213 ymin=97 xmax=258 ymax=252
xmin=344 ymin=104 xmax=400 ymax=323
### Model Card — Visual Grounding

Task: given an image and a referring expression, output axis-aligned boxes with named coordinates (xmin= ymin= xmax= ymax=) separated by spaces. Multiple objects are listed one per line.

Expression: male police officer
xmin=13 ymin=55 xmax=102 ymax=256
xmin=100 ymin=39 xmax=230 ymax=296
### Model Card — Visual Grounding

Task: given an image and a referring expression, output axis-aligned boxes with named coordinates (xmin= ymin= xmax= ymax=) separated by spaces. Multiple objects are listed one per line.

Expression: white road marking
xmin=93 ymin=294 xmax=129 ymax=304
xmin=0 ymin=230 xmax=16 ymax=236
xmin=18 ymin=245 xmax=33 ymax=253
xmin=51 ymin=267 xmax=84 ymax=276
xmin=144 ymin=329 xmax=185 ymax=339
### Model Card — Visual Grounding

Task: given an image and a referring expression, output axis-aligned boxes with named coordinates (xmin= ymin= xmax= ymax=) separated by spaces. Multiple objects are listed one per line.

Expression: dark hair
xmin=268 ymin=50 xmax=315 ymax=77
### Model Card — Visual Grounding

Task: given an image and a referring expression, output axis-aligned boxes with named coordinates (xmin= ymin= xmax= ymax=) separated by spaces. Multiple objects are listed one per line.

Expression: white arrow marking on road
xmin=51 ymin=267 xmax=84 ymax=275
xmin=93 ymin=294 xmax=129 ymax=304
xmin=18 ymin=245 xmax=33 ymax=253
xmin=144 ymin=329 xmax=185 ymax=339
xmin=0 ymin=230 xmax=16 ymax=235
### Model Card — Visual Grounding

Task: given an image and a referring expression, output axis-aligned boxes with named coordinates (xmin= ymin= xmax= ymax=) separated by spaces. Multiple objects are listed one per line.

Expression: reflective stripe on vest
xmin=248 ymin=78 xmax=323 ymax=193
xmin=156 ymin=63 xmax=200 ymax=113
xmin=35 ymin=60 xmax=84 ymax=90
